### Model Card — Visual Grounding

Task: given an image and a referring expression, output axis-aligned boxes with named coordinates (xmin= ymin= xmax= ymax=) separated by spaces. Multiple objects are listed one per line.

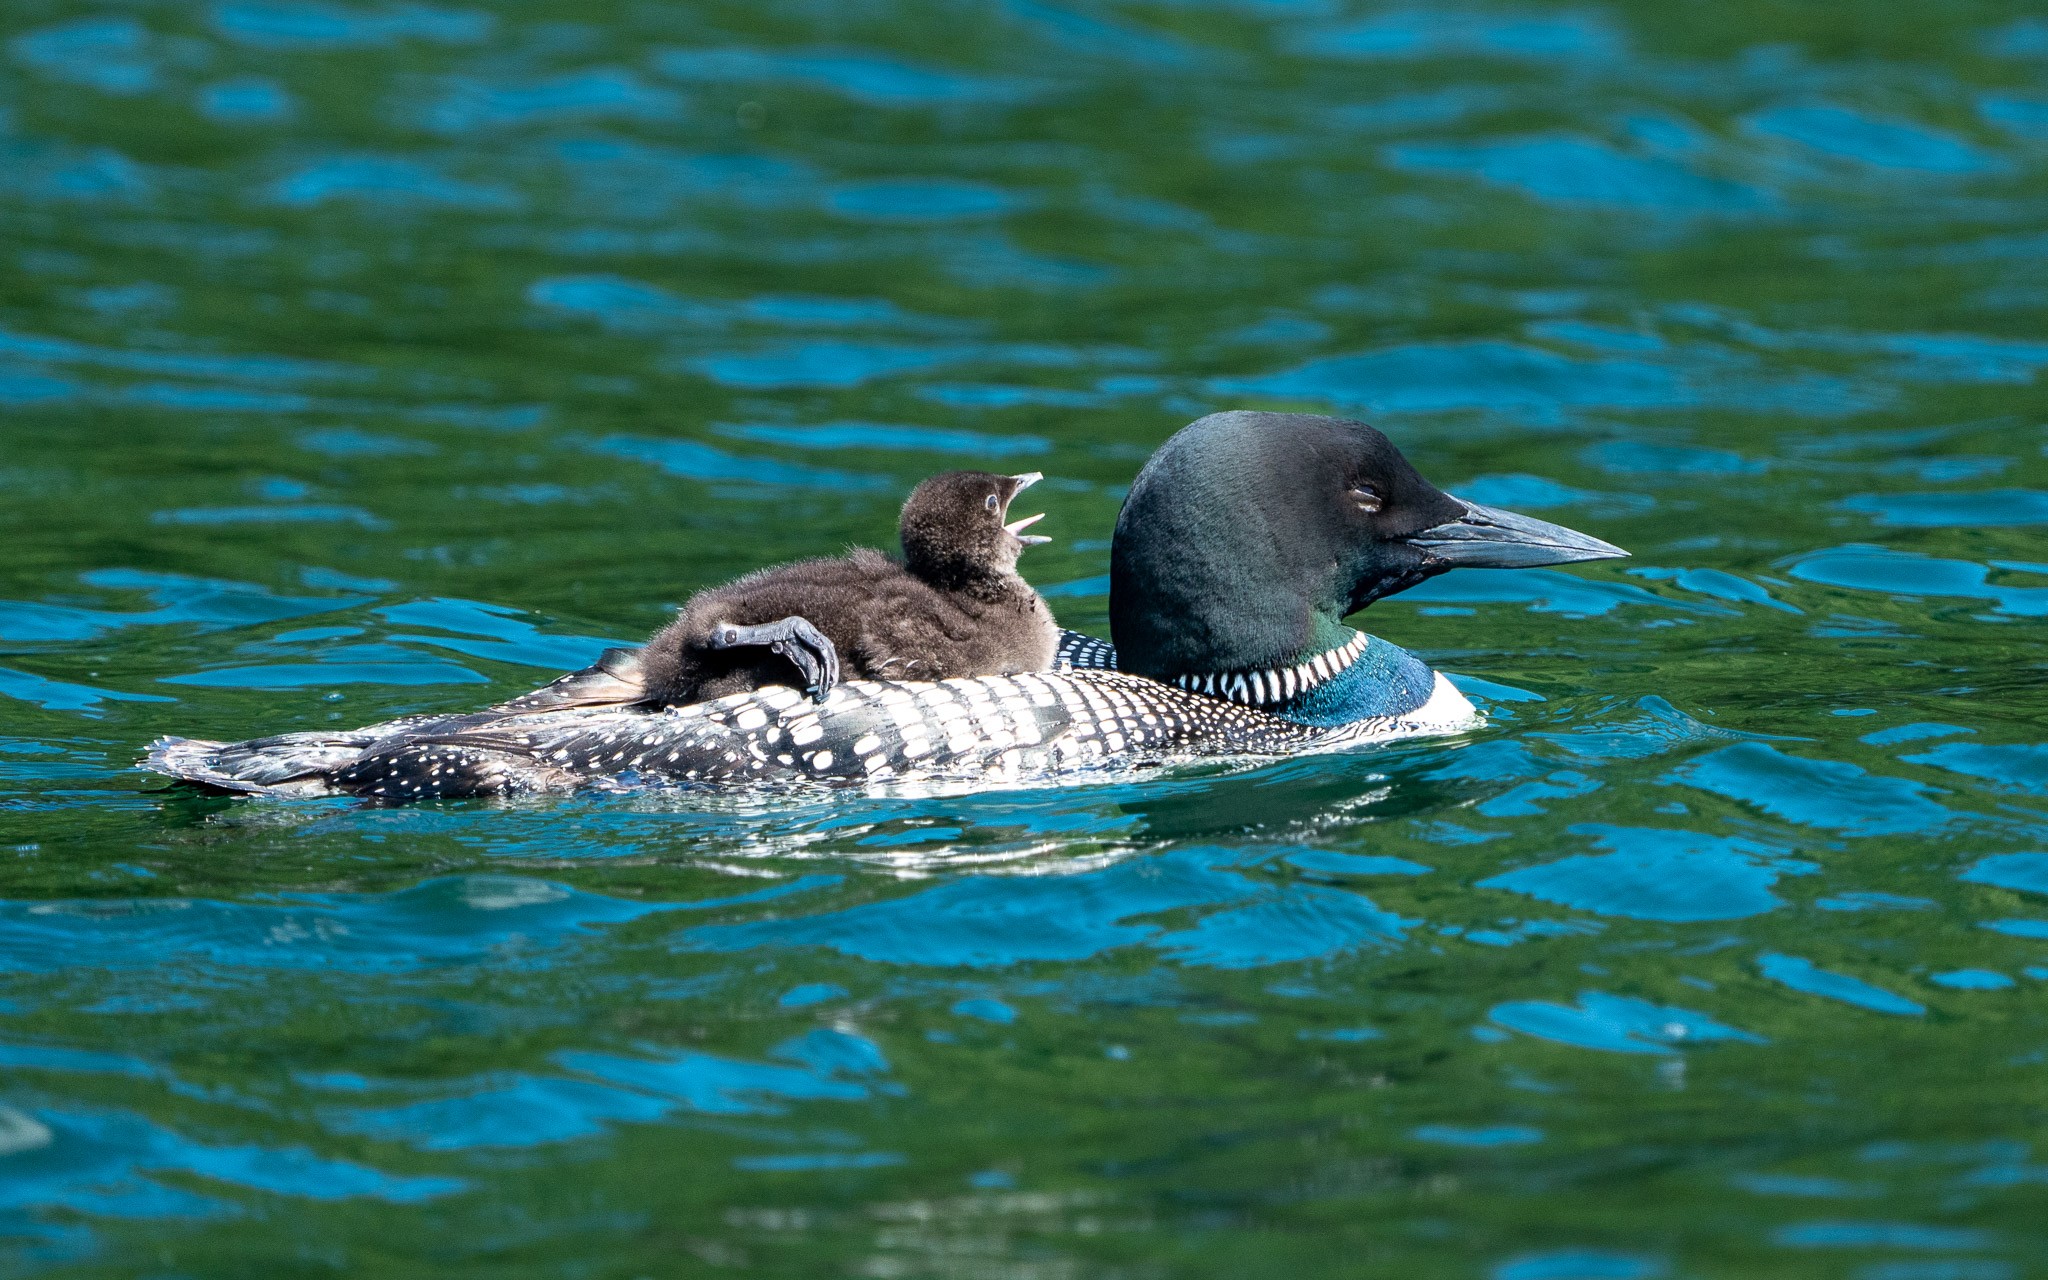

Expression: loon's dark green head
xmin=1108 ymin=411 xmax=1627 ymax=681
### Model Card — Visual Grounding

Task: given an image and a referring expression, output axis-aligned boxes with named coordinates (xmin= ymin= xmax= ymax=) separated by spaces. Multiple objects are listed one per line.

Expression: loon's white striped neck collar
xmin=1169 ymin=631 xmax=1369 ymax=708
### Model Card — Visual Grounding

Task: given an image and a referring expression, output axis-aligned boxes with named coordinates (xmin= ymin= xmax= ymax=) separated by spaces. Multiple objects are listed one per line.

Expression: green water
xmin=4 ymin=0 xmax=2048 ymax=1275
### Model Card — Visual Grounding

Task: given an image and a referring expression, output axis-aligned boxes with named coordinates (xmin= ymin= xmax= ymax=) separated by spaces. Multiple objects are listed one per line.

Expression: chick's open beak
xmin=1003 ymin=473 xmax=1051 ymax=545
xmin=1005 ymin=511 xmax=1051 ymax=545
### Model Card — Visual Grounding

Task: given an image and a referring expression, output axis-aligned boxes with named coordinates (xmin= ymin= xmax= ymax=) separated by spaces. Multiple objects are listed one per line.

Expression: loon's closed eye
xmin=1349 ymin=484 xmax=1382 ymax=514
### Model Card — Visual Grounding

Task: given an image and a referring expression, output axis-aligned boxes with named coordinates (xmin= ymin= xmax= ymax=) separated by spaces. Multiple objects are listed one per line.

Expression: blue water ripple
xmin=1983 ymin=920 xmax=2048 ymax=940
xmin=1585 ymin=440 xmax=1765 ymax=475
xmin=1002 ymin=0 xmax=1201 ymax=67
xmin=1839 ymin=490 xmax=2048 ymax=527
xmin=1815 ymin=892 xmax=1935 ymax=912
xmin=1929 ymin=970 xmax=2014 ymax=991
xmin=1488 ymin=992 xmax=1764 ymax=1054
xmin=1854 ymin=1263 xmax=2013 ymax=1280
xmin=952 ymin=997 xmax=1016 ymax=1024
xmin=1403 ymin=568 xmax=1728 ymax=618
xmin=377 ymin=597 xmax=622 ymax=670
xmin=778 ymin=983 xmax=847 ymax=1009
xmin=1788 ymin=546 xmax=2048 ymax=617
xmin=1904 ymin=744 xmax=2048 ymax=794
xmin=527 ymin=275 xmax=726 ymax=330
xmin=198 ymin=76 xmax=296 ymax=123
xmin=1152 ymin=884 xmax=1413 ymax=968
xmin=590 ymin=435 xmax=889 ymax=491
xmin=211 ymin=2 xmax=494 ymax=50
xmin=0 ymin=666 xmax=175 ymax=716
xmin=1960 ymin=853 xmax=2048 ymax=895
xmin=1771 ymin=1220 xmax=1994 ymax=1249
xmin=1208 ymin=339 xmax=1689 ymax=422
xmin=0 ymin=876 xmax=676 ymax=975
xmin=1732 ymin=1172 xmax=1873 ymax=1197
xmin=0 ymin=325 xmax=362 ymax=386
xmin=1864 ymin=723 xmax=1974 ymax=747
xmin=299 ymin=427 xmax=437 ymax=457
xmin=0 ymin=570 xmax=367 ymax=645
xmin=1986 ymin=16 xmax=2048 ymax=55
xmin=1629 ymin=567 xmax=1799 ymax=613
xmin=1297 ymin=10 xmax=1624 ymax=62
xmin=265 ymin=156 xmax=520 ymax=209
xmin=1454 ymin=473 xmax=1647 ymax=512
xmin=0 ymin=1104 xmax=460 ymax=1236
xmin=826 ymin=179 xmax=1026 ymax=223
xmin=10 ymin=18 xmax=159 ymax=96
xmin=1413 ymin=1123 xmax=1543 ymax=1147
xmin=1283 ymin=851 xmax=1431 ymax=877
xmin=1672 ymin=743 xmax=1953 ymax=836
xmin=1757 ymin=954 xmax=1925 ymax=1016
xmin=1385 ymin=135 xmax=1764 ymax=212
xmin=653 ymin=46 xmax=1024 ymax=106
xmin=1744 ymin=103 xmax=2004 ymax=174
xmin=714 ymin=420 xmax=1050 ymax=456
xmin=682 ymin=848 xmax=1269 ymax=967
xmin=152 ymin=505 xmax=388 ymax=528
xmin=1491 ymin=1250 xmax=1663 ymax=1280
xmin=327 ymin=1075 xmax=674 ymax=1150
xmin=417 ymin=70 xmax=682 ymax=134
xmin=560 ymin=1044 xmax=872 ymax=1114
xmin=772 ymin=1028 xmax=892 ymax=1079
xmin=1481 ymin=824 xmax=1815 ymax=922
xmin=0 ymin=140 xmax=154 ymax=204
xmin=1981 ymin=93 xmax=2048 ymax=139
xmin=159 ymin=659 xmax=484 ymax=688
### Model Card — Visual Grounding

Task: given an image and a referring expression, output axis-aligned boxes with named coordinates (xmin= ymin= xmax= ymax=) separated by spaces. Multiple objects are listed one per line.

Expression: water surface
xmin=3 ymin=1 xmax=2048 ymax=1275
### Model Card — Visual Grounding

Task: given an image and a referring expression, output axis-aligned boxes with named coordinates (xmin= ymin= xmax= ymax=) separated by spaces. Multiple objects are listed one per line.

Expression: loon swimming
xmin=639 ymin=469 xmax=1057 ymax=707
xmin=143 ymin=411 xmax=1627 ymax=801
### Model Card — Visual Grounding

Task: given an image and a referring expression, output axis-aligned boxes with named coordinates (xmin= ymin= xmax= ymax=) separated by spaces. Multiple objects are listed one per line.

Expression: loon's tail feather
xmin=143 ymin=728 xmax=404 ymax=796
xmin=142 ymin=735 xmax=320 ymax=796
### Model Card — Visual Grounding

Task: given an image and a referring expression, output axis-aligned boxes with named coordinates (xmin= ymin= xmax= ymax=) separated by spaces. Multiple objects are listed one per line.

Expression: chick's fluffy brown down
xmin=639 ymin=471 xmax=1058 ymax=707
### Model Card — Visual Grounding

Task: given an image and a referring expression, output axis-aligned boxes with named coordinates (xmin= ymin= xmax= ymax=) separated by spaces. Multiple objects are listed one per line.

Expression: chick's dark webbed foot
xmin=709 ymin=617 xmax=841 ymax=702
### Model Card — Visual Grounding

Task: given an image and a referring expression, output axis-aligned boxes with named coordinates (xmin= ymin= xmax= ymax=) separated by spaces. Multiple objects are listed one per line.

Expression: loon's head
xmin=1108 ymin=411 xmax=1627 ymax=680
xmin=901 ymin=470 xmax=1051 ymax=588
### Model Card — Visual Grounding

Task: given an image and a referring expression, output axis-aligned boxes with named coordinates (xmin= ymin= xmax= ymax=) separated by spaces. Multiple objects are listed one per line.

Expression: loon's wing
xmin=142 ymin=670 xmax=1415 ymax=800
xmin=493 ymin=646 xmax=648 ymax=712
xmin=1053 ymin=630 xmax=1118 ymax=670
xmin=495 ymin=630 xmax=1106 ymax=716
xmin=140 ymin=630 xmax=1469 ymax=802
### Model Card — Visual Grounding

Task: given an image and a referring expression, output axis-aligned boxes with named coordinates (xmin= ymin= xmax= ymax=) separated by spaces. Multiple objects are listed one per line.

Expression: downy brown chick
xmin=640 ymin=470 xmax=1059 ymax=706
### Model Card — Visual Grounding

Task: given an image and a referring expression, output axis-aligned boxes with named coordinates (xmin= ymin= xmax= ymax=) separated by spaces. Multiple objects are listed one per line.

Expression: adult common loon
xmin=143 ymin=412 xmax=1626 ymax=801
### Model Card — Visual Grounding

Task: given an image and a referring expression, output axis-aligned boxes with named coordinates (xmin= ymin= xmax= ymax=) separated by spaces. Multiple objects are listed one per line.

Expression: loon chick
xmin=142 ymin=412 xmax=1627 ymax=801
xmin=639 ymin=469 xmax=1057 ymax=706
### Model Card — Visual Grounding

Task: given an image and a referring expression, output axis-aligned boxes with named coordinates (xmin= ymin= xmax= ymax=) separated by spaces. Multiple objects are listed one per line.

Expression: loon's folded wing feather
xmin=1053 ymin=630 xmax=1118 ymax=671
xmin=493 ymin=646 xmax=648 ymax=712
xmin=146 ymin=671 xmax=1348 ymax=799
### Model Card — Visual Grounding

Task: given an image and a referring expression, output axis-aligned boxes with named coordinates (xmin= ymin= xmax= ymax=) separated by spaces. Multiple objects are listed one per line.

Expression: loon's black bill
xmin=1408 ymin=500 xmax=1629 ymax=569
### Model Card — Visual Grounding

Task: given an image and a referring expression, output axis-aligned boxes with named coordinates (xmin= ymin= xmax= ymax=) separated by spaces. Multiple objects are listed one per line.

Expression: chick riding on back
xmin=638 ymin=470 xmax=1058 ymax=706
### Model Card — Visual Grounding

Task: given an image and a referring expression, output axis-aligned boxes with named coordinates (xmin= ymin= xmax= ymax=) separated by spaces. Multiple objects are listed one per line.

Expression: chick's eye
xmin=985 ymin=493 xmax=1000 ymax=512
xmin=1349 ymin=485 xmax=1382 ymax=514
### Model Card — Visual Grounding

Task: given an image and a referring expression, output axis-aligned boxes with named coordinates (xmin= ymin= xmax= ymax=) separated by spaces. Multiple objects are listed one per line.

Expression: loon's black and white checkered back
xmin=1053 ymin=629 xmax=1119 ymax=671
xmin=143 ymin=630 xmax=1469 ymax=801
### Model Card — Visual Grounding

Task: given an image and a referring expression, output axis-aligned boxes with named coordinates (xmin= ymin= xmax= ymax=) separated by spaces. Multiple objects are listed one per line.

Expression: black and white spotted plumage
xmin=141 ymin=631 xmax=1470 ymax=801
xmin=1053 ymin=631 xmax=1118 ymax=671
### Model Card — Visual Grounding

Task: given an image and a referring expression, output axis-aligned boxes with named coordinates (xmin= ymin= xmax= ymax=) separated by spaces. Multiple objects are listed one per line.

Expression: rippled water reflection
xmin=3 ymin=0 xmax=2048 ymax=1274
